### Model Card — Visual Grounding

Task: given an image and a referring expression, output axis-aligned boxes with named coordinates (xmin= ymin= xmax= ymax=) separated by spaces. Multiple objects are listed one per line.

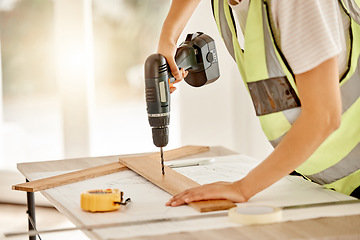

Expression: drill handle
xmin=175 ymin=45 xmax=197 ymax=71
xmin=167 ymin=45 xmax=197 ymax=84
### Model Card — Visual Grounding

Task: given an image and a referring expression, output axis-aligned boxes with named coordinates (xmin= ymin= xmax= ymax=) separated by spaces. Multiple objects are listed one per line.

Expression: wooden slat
xmin=188 ymin=199 xmax=236 ymax=213
xmin=148 ymin=145 xmax=209 ymax=161
xmin=12 ymin=145 xmax=209 ymax=192
xmin=119 ymin=155 xmax=236 ymax=213
xmin=12 ymin=162 xmax=126 ymax=192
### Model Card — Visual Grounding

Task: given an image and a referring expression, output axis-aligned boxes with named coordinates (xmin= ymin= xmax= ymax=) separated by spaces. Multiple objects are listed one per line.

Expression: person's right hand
xmin=157 ymin=40 xmax=188 ymax=93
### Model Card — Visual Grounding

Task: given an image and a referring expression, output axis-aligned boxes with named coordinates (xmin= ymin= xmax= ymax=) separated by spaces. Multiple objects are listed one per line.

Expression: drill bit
xmin=160 ymin=147 xmax=165 ymax=175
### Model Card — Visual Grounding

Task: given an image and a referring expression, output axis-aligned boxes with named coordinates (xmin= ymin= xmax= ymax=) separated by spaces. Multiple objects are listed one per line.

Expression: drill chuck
xmin=148 ymin=114 xmax=169 ymax=147
xmin=147 ymin=113 xmax=169 ymax=127
xmin=152 ymin=127 xmax=169 ymax=147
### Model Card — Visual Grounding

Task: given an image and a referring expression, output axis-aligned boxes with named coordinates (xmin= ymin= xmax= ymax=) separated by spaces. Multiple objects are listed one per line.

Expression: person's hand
xmin=166 ymin=181 xmax=248 ymax=207
xmin=157 ymin=39 xmax=188 ymax=93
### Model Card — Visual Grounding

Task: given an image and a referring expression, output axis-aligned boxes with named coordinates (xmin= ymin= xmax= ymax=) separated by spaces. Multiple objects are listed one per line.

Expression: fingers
xmin=166 ymin=188 xmax=198 ymax=207
xmin=184 ymin=69 xmax=189 ymax=78
xmin=171 ymin=68 xmax=187 ymax=83
xmin=174 ymin=68 xmax=188 ymax=82
xmin=169 ymin=68 xmax=188 ymax=93
xmin=166 ymin=57 xmax=186 ymax=82
xmin=168 ymin=60 xmax=181 ymax=81
xmin=165 ymin=182 xmax=248 ymax=207
xmin=170 ymin=85 xmax=177 ymax=93
xmin=157 ymin=42 xmax=188 ymax=82
xmin=166 ymin=185 xmax=214 ymax=207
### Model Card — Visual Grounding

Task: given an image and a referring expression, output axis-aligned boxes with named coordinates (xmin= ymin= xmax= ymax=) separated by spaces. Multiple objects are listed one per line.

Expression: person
xmin=157 ymin=0 xmax=360 ymax=207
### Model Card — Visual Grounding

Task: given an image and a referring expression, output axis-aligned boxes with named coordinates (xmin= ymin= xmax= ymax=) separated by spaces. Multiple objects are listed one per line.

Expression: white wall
xmin=177 ymin=0 xmax=273 ymax=160
xmin=54 ymin=0 xmax=94 ymax=158
xmin=0 ymin=37 xmax=3 ymax=167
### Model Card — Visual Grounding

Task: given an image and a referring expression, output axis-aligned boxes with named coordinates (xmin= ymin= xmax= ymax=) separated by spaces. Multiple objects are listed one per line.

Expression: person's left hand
xmin=166 ymin=181 xmax=248 ymax=206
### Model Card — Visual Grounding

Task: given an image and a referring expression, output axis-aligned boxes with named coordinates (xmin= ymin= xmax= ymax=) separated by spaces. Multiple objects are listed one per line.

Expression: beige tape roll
xmin=228 ymin=205 xmax=282 ymax=225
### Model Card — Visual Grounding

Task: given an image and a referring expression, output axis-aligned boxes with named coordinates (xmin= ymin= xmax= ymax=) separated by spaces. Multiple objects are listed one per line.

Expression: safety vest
xmin=211 ymin=0 xmax=360 ymax=195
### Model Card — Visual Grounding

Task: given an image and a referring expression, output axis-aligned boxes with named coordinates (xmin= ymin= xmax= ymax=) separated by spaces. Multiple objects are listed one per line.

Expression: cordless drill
xmin=144 ymin=32 xmax=220 ymax=175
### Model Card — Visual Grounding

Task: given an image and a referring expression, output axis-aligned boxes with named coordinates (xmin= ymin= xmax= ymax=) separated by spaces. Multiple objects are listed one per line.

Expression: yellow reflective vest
xmin=211 ymin=0 xmax=360 ymax=196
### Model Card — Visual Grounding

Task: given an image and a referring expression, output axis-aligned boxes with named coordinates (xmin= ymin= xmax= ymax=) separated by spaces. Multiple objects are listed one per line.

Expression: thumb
xmin=167 ymin=59 xmax=181 ymax=81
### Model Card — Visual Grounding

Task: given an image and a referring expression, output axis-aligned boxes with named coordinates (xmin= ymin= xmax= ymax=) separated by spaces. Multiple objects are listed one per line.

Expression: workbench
xmin=15 ymin=146 xmax=360 ymax=240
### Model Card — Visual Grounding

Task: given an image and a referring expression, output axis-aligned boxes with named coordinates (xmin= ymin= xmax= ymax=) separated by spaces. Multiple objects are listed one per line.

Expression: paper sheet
xmin=29 ymin=154 xmax=360 ymax=240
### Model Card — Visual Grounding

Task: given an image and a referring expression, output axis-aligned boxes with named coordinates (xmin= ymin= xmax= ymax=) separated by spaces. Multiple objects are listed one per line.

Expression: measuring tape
xmin=80 ymin=189 xmax=131 ymax=212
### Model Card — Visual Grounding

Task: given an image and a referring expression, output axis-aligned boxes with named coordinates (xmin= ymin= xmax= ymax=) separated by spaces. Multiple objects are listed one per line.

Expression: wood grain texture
xmin=12 ymin=162 xmax=126 ymax=192
xmin=148 ymin=145 xmax=209 ymax=161
xmin=12 ymin=145 xmax=210 ymax=192
xmin=119 ymin=155 xmax=236 ymax=213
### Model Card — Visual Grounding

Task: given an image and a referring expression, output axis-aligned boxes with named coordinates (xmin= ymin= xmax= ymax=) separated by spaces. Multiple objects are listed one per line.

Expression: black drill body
xmin=145 ymin=32 xmax=220 ymax=150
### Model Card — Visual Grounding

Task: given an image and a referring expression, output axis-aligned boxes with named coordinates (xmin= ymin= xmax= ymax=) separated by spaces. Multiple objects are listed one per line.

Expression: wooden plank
xmin=119 ymin=155 xmax=236 ymax=213
xmin=12 ymin=145 xmax=209 ymax=192
xmin=12 ymin=162 xmax=126 ymax=192
xmin=148 ymin=145 xmax=209 ymax=161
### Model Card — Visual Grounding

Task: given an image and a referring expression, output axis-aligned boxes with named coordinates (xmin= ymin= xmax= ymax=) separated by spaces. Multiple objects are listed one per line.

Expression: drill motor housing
xmin=145 ymin=32 xmax=220 ymax=148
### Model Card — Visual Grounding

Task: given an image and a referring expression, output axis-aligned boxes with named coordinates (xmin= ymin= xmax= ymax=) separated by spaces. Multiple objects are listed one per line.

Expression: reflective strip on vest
xmin=342 ymin=0 xmax=360 ymax=25
xmin=271 ymin=53 xmax=360 ymax=147
xmin=212 ymin=0 xmax=360 ymax=195
xmin=309 ymin=141 xmax=360 ymax=185
xmin=213 ymin=0 xmax=237 ymax=62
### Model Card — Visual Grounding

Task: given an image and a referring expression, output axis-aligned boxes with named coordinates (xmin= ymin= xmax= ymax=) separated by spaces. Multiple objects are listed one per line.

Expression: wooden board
xmin=12 ymin=145 xmax=209 ymax=192
xmin=119 ymin=155 xmax=236 ymax=213
xmin=148 ymin=145 xmax=209 ymax=161
xmin=12 ymin=162 xmax=126 ymax=192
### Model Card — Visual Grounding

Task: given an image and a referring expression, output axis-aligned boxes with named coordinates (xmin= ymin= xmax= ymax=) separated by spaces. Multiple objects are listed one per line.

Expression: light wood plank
xmin=148 ymin=145 xmax=209 ymax=161
xmin=119 ymin=155 xmax=236 ymax=213
xmin=12 ymin=145 xmax=209 ymax=192
xmin=12 ymin=162 xmax=126 ymax=192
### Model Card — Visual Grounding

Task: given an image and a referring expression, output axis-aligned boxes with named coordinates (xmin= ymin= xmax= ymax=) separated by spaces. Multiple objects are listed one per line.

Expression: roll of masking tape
xmin=228 ymin=205 xmax=282 ymax=225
